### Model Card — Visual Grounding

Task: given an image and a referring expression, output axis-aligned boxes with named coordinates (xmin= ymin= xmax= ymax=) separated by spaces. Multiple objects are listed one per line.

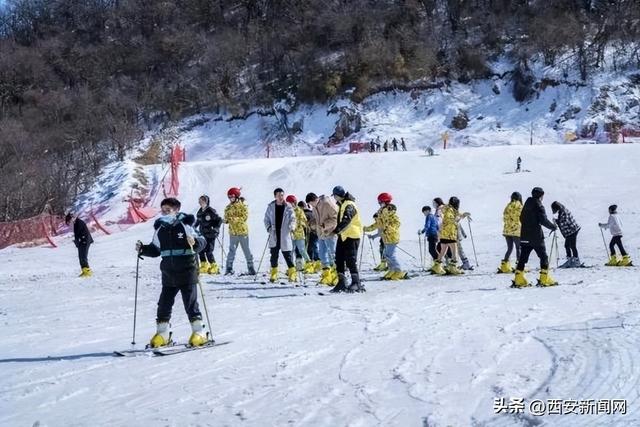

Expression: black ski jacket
xmin=520 ymin=197 xmax=556 ymax=246
xmin=73 ymin=218 xmax=94 ymax=247
xmin=195 ymin=206 xmax=222 ymax=239
xmin=140 ymin=213 xmax=205 ymax=286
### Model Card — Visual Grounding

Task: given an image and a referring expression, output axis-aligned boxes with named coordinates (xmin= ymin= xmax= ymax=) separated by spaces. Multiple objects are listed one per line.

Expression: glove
xmin=417 ymin=229 xmax=424 ymax=235
xmin=135 ymin=240 xmax=143 ymax=252
xmin=598 ymin=223 xmax=605 ymax=228
xmin=368 ymin=234 xmax=376 ymax=240
xmin=187 ymin=235 xmax=195 ymax=247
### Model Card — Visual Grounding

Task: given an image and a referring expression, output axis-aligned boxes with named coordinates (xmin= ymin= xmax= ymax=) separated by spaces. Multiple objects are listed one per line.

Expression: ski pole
xmin=554 ymin=232 xmax=560 ymax=268
xmin=253 ymin=238 xmax=270 ymax=282
xmin=368 ymin=236 xmax=377 ymax=266
xmin=191 ymin=241 xmax=213 ymax=340
xmin=221 ymin=224 xmax=225 ymax=267
xmin=599 ymin=226 xmax=609 ymax=258
xmin=132 ymin=248 xmax=142 ymax=345
xmin=358 ymin=231 xmax=365 ymax=271
xmin=467 ymin=217 xmax=479 ymax=267
xmin=396 ymin=244 xmax=418 ymax=260
xmin=548 ymin=231 xmax=556 ymax=269
xmin=418 ymin=234 xmax=424 ymax=271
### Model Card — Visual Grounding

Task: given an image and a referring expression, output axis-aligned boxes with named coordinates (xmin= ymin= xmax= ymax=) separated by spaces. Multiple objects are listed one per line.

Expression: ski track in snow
xmin=1 ymin=144 xmax=640 ymax=426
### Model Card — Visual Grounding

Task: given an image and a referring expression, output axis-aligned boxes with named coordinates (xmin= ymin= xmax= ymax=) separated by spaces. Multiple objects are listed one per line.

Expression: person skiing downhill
xmin=599 ymin=204 xmax=633 ymax=266
xmin=551 ymin=201 xmax=582 ymax=268
xmin=330 ymin=186 xmax=364 ymax=293
xmin=66 ymin=212 xmax=94 ymax=277
xmin=223 ymin=188 xmax=256 ymax=276
xmin=512 ymin=187 xmax=558 ymax=288
xmin=264 ymin=188 xmax=298 ymax=283
xmin=135 ymin=197 xmax=209 ymax=348
xmin=498 ymin=192 xmax=523 ymax=274
xmin=194 ymin=195 xmax=222 ymax=274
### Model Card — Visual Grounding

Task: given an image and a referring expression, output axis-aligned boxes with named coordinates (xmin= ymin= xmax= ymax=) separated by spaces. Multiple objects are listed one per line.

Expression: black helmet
xmin=531 ymin=187 xmax=544 ymax=199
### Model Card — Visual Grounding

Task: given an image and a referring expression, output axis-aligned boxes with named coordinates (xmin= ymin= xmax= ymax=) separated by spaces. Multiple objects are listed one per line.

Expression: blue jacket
xmin=422 ymin=213 xmax=439 ymax=237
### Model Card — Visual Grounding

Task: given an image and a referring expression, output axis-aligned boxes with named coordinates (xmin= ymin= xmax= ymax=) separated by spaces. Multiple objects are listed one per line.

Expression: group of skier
xmin=369 ymin=136 xmax=407 ymax=152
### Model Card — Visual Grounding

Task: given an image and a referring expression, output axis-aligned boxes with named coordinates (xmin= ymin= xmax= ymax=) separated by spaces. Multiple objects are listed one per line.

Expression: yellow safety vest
xmin=337 ymin=200 xmax=362 ymax=240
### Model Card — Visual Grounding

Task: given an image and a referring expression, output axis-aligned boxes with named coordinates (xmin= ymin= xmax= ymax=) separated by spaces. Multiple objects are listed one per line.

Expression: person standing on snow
xmin=194 ymin=195 xmax=222 ymax=274
xmin=512 ymin=187 xmax=558 ymax=288
xmin=307 ymin=192 xmax=339 ymax=286
xmin=418 ymin=206 xmax=439 ymax=267
xmin=599 ymin=204 xmax=633 ymax=266
xmin=300 ymin=199 xmax=320 ymax=265
xmin=264 ymin=188 xmax=298 ymax=283
xmin=287 ymin=195 xmax=315 ymax=274
xmin=516 ymin=157 xmax=522 ymax=172
xmin=66 ymin=212 xmax=94 ymax=278
xmin=135 ymin=197 xmax=208 ymax=348
xmin=551 ymin=201 xmax=582 ymax=268
xmin=498 ymin=192 xmax=523 ymax=274
xmin=455 ymin=223 xmax=474 ymax=271
xmin=374 ymin=192 xmax=406 ymax=280
xmin=364 ymin=212 xmax=387 ymax=271
xmin=223 ymin=187 xmax=256 ymax=276
xmin=431 ymin=197 xmax=470 ymax=275
xmin=383 ymin=140 xmax=389 ymax=152
xmin=392 ymin=138 xmax=399 ymax=151
xmin=401 ymin=138 xmax=407 ymax=151
xmin=330 ymin=186 xmax=364 ymax=293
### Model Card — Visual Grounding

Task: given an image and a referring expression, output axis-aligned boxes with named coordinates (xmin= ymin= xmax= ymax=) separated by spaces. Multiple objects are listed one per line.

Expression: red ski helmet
xmin=227 ymin=187 xmax=241 ymax=198
xmin=286 ymin=195 xmax=297 ymax=204
xmin=377 ymin=192 xmax=392 ymax=204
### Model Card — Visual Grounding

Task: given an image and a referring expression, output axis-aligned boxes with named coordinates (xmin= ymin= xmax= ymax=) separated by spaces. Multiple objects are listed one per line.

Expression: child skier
xmin=375 ymin=192 xmax=406 ymax=280
xmin=65 ymin=212 xmax=94 ymax=277
xmin=195 ymin=195 xmax=222 ymax=274
xmin=498 ymin=192 xmax=522 ymax=273
xmin=418 ymin=206 xmax=439 ymax=268
xmin=431 ymin=197 xmax=470 ymax=275
xmin=364 ymin=212 xmax=387 ymax=271
xmin=551 ymin=201 xmax=582 ymax=268
xmin=135 ymin=197 xmax=209 ymax=348
xmin=287 ymin=195 xmax=315 ymax=274
xmin=512 ymin=187 xmax=558 ymax=288
xmin=223 ymin=188 xmax=256 ymax=275
xmin=264 ymin=188 xmax=298 ymax=282
xmin=599 ymin=204 xmax=633 ymax=266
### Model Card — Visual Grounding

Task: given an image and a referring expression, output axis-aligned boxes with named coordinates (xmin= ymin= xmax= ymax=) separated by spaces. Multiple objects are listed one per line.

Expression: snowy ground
xmin=1 ymin=144 xmax=640 ymax=426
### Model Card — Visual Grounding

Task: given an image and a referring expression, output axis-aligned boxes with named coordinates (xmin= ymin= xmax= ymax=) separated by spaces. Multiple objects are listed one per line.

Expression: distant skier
xmin=194 ymin=195 xmax=222 ymax=274
xmin=383 ymin=140 xmax=389 ymax=152
xmin=498 ymin=192 xmax=523 ymax=274
xmin=375 ymin=136 xmax=381 ymax=152
xmin=392 ymin=138 xmax=399 ymax=151
xmin=551 ymin=201 xmax=582 ymax=268
xmin=431 ymin=197 xmax=470 ymax=275
xmin=264 ymin=188 xmax=298 ymax=283
xmin=426 ymin=146 xmax=435 ymax=156
xmin=330 ymin=186 xmax=364 ymax=293
xmin=599 ymin=204 xmax=633 ymax=266
xmin=512 ymin=187 xmax=558 ymax=288
xmin=369 ymin=140 xmax=375 ymax=152
xmin=516 ymin=157 xmax=522 ymax=172
xmin=306 ymin=192 xmax=339 ymax=286
xmin=401 ymin=138 xmax=407 ymax=151
xmin=287 ymin=195 xmax=315 ymax=274
xmin=135 ymin=197 xmax=208 ymax=348
xmin=65 ymin=212 xmax=94 ymax=277
xmin=223 ymin=188 xmax=256 ymax=275
xmin=418 ymin=206 xmax=439 ymax=267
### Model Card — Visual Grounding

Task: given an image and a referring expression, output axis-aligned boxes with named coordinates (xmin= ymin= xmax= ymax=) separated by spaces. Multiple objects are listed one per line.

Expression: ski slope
xmin=1 ymin=144 xmax=639 ymax=426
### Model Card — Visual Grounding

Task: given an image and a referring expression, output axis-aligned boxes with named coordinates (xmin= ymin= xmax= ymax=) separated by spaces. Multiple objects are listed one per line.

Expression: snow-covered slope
xmin=1 ymin=144 xmax=639 ymax=426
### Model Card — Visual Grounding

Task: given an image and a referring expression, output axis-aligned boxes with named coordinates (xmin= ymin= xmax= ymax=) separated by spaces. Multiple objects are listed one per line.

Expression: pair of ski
xmin=510 ymin=280 xmax=584 ymax=289
xmin=114 ymin=340 xmax=230 ymax=357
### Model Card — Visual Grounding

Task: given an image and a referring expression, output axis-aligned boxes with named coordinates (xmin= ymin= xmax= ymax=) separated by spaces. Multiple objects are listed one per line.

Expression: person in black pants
xmin=512 ymin=187 xmax=558 ymax=288
xmin=551 ymin=201 xmax=582 ymax=268
xmin=136 ymin=197 xmax=208 ymax=348
xmin=330 ymin=186 xmax=364 ymax=293
xmin=65 ymin=212 xmax=94 ymax=278
xmin=264 ymin=188 xmax=297 ymax=282
xmin=195 ymin=195 xmax=222 ymax=274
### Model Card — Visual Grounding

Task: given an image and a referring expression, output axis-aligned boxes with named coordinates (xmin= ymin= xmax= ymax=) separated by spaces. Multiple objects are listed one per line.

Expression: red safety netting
xmin=163 ymin=145 xmax=185 ymax=197
xmin=0 ymin=213 xmax=65 ymax=249
xmin=348 ymin=142 xmax=369 ymax=153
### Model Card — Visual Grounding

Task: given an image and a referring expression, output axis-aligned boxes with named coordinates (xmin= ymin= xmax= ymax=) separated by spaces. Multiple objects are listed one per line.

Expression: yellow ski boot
xmin=605 ymin=255 xmax=620 ymax=266
xmin=382 ymin=270 xmax=395 ymax=280
xmin=269 ymin=267 xmax=278 ymax=283
xmin=445 ymin=260 xmax=463 ymax=275
xmin=208 ymin=262 xmax=220 ymax=274
xmin=199 ymin=261 xmax=210 ymax=274
xmin=511 ymin=270 xmax=531 ymax=288
xmin=537 ymin=269 xmax=558 ymax=287
xmin=303 ymin=261 xmax=316 ymax=274
xmin=313 ymin=260 xmax=322 ymax=271
xmin=287 ymin=266 xmax=298 ymax=283
xmin=497 ymin=260 xmax=513 ymax=274
xmin=319 ymin=268 xmax=332 ymax=285
xmin=618 ymin=255 xmax=633 ymax=267
xmin=188 ymin=320 xmax=208 ymax=347
xmin=373 ymin=260 xmax=388 ymax=271
xmin=79 ymin=267 xmax=92 ymax=277
xmin=430 ymin=260 xmax=446 ymax=275
xmin=390 ymin=270 xmax=408 ymax=280
xmin=150 ymin=322 xmax=171 ymax=348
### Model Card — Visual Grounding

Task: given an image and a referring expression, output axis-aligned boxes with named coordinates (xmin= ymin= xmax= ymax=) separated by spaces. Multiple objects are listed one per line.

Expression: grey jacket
xmin=264 ymin=201 xmax=296 ymax=251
